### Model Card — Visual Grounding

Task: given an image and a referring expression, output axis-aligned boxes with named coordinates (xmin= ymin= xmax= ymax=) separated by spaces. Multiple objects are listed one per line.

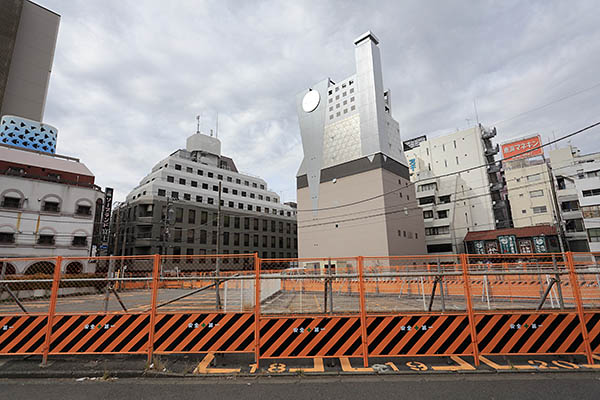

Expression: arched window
xmin=65 ymin=262 xmax=83 ymax=274
xmin=0 ymin=262 xmax=16 ymax=275
xmin=41 ymin=194 xmax=62 ymax=213
xmin=25 ymin=261 xmax=55 ymax=275
xmin=1 ymin=189 xmax=25 ymax=209
xmin=75 ymin=198 xmax=93 ymax=216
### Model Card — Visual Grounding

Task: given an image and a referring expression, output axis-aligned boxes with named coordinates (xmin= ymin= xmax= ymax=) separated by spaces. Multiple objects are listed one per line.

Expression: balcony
xmin=487 ymin=164 xmax=501 ymax=174
xmin=485 ymin=144 xmax=499 ymax=157
xmin=490 ymin=182 xmax=504 ymax=192
xmin=562 ymin=210 xmax=583 ymax=220
xmin=481 ymin=127 xmax=497 ymax=139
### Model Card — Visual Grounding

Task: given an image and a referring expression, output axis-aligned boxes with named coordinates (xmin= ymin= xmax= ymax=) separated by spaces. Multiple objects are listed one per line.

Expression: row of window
xmin=157 ymin=189 xmax=294 ymax=217
xmin=521 ymin=206 xmax=547 ymax=215
xmin=425 ymin=226 xmax=450 ymax=236
xmin=0 ymin=232 xmax=87 ymax=247
xmin=168 ymin=247 xmax=295 ymax=260
xmin=166 ymin=229 xmax=297 ymax=249
xmin=0 ymin=196 xmax=92 ymax=215
xmin=398 ymin=230 xmax=419 ymax=239
xmin=418 ymin=195 xmax=451 ymax=206
xmin=583 ymin=188 xmax=600 ymax=197
xmin=165 ymin=163 xmax=266 ymax=190
xmin=166 ymin=208 xmax=297 ymax=233
xmin=163 ymin=176 xmax=279 ymax=203
xmin=423 ymin=210 xmax=448 ymax=219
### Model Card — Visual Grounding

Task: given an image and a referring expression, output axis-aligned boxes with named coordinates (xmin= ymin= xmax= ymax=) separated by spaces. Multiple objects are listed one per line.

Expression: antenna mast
xmin=196 ymin=114 xmax=201 ymax=134
xmin=216 ymin=112 xmax=219 ymax=139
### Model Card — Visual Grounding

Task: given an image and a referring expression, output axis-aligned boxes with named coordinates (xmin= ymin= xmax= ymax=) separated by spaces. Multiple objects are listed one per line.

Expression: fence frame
xmin=0 ymin=252 xmax=598 ymax=367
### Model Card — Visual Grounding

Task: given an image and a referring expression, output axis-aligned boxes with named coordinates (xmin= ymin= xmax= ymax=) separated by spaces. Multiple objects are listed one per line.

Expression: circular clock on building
xmin=302 ymin=90 xmax=320 ymax=113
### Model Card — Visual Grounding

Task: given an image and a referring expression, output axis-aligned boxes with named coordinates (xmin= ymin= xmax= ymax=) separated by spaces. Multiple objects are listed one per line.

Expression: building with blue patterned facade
xmin=0 ymin=115 xmax=57 ymax=154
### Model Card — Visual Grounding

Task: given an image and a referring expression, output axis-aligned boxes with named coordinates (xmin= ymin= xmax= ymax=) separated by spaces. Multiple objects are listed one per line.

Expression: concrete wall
xmin=0 ymin=0 xmax=23 ymax=115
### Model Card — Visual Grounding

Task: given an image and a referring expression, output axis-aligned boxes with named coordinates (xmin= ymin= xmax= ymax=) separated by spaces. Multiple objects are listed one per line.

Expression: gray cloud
xmin=38 ymin=0 xmax=600 ymax=202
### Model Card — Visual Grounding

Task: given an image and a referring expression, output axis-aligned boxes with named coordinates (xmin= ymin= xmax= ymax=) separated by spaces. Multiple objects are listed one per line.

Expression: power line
xmin=293 ymin=120 xmax=600 ymax=213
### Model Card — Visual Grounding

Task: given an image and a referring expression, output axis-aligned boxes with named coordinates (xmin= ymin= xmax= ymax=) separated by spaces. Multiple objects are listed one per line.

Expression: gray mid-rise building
xmin=114 ymin=132 xmax=298 ymax=263
xmin=0 ymin=0 xmax=59 ymax=122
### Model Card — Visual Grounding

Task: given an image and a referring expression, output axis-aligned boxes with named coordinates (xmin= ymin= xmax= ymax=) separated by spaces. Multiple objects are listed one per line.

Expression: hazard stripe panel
xmin=584 ymin=313 xmax=600 ymax=353
xmin=0 ymin=315 xmax=47 ymax=354
xmin=367 ymin=314 xmax=472 ymax=356
xmin=259 ymin=316 xmax=362 ymax=358
xmin=153 ymin=313 xmax=254 ymax=353
xmin=476 ymin=312 xmax=584 ymax=354
xmin=49 ymin=314 xmax=149 ymax=354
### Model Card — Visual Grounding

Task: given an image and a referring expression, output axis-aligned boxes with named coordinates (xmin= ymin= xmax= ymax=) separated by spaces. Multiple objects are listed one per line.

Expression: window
xmin=244 ymin=180 xmax=249 ymax=186
xmin=587 ymin=170 xmax=600 ymax=178
xmin=227 ymin=176 xmax=232 ymax=182
xmin=1 ymin=196 xmax=20 ymax=208
xmin=232 ymin=189 xmax=238 ymax=195
xmin=175 ymin=164 xmax=181 ymax=171
xmin=213 ymin=185 xmax=219 ymax=192
xmin=208 ymin=172 xmax=213 ymax=178
xmin=533 ymin=206 xmax=547 ymax=214
xmin=223 ymin=187 xmax=228 ymax=194
xmin=196 ymin=195 xmax=202 ymax=203
xmin=202 ymin=183 xmax=208 ymax=189
xmin=158 ymin=189 xmax=166 ymax=197
xmin=186 ymin=167 xmax=193 ymax=173
xmin=238 ymin=203 xmax=244 ymax=209
xmin=529 ymin=190 xmax=544 ymax=198
xmin=244 ymin=234 xmax=250 ymax=246
xmin=589 ymin=228 xmax=600 ymax=242
xmin=223 ymin=232 xmax=229 ymax=246
xmin=244 ymin=218 xmax=250 ymax=229
xmin=236 ymin=179 xmax=241 ymax=184
xmin=191 ymin=181 xmax=198 ymax=187
xmin=212 ymin=231 xmax=217 ymax=245
xmin=200 ymin=230 xmax=207 ymax=244
xmin=234 ymin=217 xmax=240 ymax=228
xmin=76 ymin=205 xmax=92 ymax=216
xmin=188 ymin=209 xmax=196 ymax=224
xmin=171 ymin=191 xmax=179 ymax=199
xmin=183 ymin=193 xmax=191 ymax=201
xmin=418 ymin=183 xmax=437 ymax=192
xmin=526 ymin=174 xmax=541 ymax=182
xmin=234 ymin=233 xmax=240 ymax=246
xmin=425 ymin=226 xmax=449 ymax=236
xmin=419 ymin=196 xmax=435 ymax=206
xmin=167 ymin=176 xmax=174 ymax=183
xmin=175 ymin=207 xmax=183 ymax=223
xmin=37 ymin=234 xmax=55 ymax=245
xmin=207 ymin=198 xmax=214 ymax=204
xmin=250 ymin=193 xmax=255 ymax=199
xmin=218 ymin=174 xmax=223 ymax=180
xmin=582 ymin=205 xmax=600 ymax=218
xmin=42 ymin=201 xmax=60 ymax=212
xmin=0 ymin=232 xmax=15 ymax=244
xmin=187 ymin=229 xmax=195 ymax=244
xmin=437 ymin=210 xmax=448 ymax=219
xmin=241 ymin=191 xmax=247 ymax=197
xmin=583 ymin=188 xmax=600 ymax=197
xmin=439 ymin=195 xmax=451 ymax=204
xmin=228 ymin=201 xmax=234 ymax=207
xmin=198 ymin=170 xmax=204 ymax=176
xmin=253 ymin=218 xmax=259 ymax=230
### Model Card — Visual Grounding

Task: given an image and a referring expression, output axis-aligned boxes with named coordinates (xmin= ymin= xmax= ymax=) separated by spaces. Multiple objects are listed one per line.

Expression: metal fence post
xmin=460 ymin=253 xmax=480 ymax=367
xmin=565 ymin=251 xmax=593 ymax=364
xmin=147 ymin=254 xmax=161 ymax=364
xmin=254 ymin=253 xmax=261 ymax=369
xmin=42 ymin=256 xmax=62 ymax=365
xmin=357 ymin=256 xmax=369 ymax=368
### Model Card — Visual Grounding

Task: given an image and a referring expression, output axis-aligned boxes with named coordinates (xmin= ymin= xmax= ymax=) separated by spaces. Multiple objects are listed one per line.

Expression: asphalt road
xmin=2 ymin=374 xmax=600 ymax=400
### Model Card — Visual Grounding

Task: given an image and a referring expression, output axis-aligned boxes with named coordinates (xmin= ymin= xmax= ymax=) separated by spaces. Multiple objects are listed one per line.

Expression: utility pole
xmin=215 ymin=182 xmax=222 ymax=310
xmin=545 ymin=157 xmax=568 ymax=253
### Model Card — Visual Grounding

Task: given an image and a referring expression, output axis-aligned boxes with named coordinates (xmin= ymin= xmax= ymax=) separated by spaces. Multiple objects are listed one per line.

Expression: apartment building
xmin=404 ymin=124 xmax=512 ymax=254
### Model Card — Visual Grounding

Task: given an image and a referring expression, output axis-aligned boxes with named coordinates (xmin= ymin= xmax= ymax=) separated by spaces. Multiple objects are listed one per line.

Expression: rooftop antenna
xmin=473 ymin=99 xmax=480 ymax=124
xmin=196 ymin=114 xmax=201 ymax=134
xmin=216 ymin=112 xmax=219 ymax=139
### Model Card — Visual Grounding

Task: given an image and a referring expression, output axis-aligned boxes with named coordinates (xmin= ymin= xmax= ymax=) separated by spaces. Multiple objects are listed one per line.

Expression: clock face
xmin=302 ymin=90 xmax=320 ymax=113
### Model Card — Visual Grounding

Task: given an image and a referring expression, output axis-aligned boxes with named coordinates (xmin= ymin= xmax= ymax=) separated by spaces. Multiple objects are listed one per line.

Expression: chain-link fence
xmin=572 ymin=252 xmax=600 ymax=309
xmin=0 ymin=257 xmax=57 ymax=316
xmin=464 ymin=253 xmax=576 ymax=310
xmin=259 ymin=258 xmax=360 ymax=314
xmin=363 ymin=255 xmax=465 ymax=312
xmin=155 ymin=254 xmax=256 ymax=313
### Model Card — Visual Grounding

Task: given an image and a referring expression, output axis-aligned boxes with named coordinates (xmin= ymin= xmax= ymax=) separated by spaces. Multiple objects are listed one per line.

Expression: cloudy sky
xmin=37 ymin=0 xmax=600 ymax=202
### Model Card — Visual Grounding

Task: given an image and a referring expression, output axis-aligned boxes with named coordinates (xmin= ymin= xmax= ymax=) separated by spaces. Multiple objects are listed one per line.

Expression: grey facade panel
xmin=319 ymin=153 xmax=409 ymax=183
xmin=0 ymin=0 xmax=23 ymax=115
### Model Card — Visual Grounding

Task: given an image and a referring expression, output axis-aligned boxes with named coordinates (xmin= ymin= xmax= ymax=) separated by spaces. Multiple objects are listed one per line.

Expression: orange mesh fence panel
xmin=53 ymin=256 xmax=155 ymax=314
xmin=464 ymin=254 xmax=576 ymax=311
xmin=584 ymin=313 xmax=600 ymax=354
xmin=572 ymin=253 xmax=600 ymax=309
xmin=259 ymin=258 xmax=360 ymax=315
xmin=155 ymin=254 xmax=255 ymax=314
xmin=362 ymin=255 xmax=465 ymax=313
